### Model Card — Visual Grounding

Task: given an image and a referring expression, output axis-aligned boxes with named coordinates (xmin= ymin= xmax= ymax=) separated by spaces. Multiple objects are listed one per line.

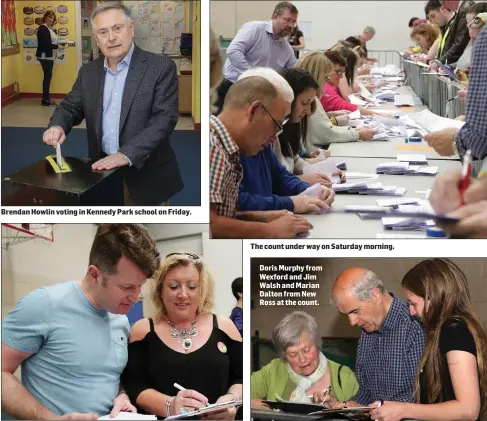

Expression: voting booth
xmin=2 ymin=157 xmax=123 ymax=206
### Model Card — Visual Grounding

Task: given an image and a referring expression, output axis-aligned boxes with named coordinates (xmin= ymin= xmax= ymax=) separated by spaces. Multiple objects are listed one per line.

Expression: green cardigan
xmin=251 ymin=358 xmax=359 ymax=403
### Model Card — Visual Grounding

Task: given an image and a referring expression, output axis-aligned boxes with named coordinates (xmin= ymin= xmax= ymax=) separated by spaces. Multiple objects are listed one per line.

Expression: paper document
xmin=377 ymin=198 xmax=421 ymax=207
xmin=394 ymin=95 xmax=415 ymax=107
xmin=345 ymin=172 xmax=379 ymax=179
xmin=99 ymin=413 xmax=156 ymax=420
xmin=56 ymin=142 xmax=62 ymax=169
xmin=349 ymin=94 xmax=368 ymax=106
xmin=349 ymin=109 xmax=361 ymax=120
xmin=376 ymin=162 xmax=437 ymax=175
xmin=408 ymin=109 xmax=465 ymax=133
xmin=302 ymin=158 xmax=338 ymax=176
xmin=397 ymin=154 xmax=428 ymax=165
xmin=376 ymin=233 xmax=427 ymax=238
xmin=298 ymin=183 xmax=323 ymax=198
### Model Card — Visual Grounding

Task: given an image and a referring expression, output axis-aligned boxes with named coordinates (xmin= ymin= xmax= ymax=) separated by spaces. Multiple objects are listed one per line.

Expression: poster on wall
xmin=24 ymin=49 xmax=40 ymax=65
xmin=2 ymin=0 xmax=20 ymax=55
xmin=56 ymin=48 xmax=66 ymax=64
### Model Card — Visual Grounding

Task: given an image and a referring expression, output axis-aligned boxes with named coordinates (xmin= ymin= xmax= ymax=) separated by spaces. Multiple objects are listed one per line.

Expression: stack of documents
xmin=394 ymin=94 xmax=415 ymax=106
xmin=349 ymin=94 xmax=369 ymax=106
xmin=397 ymin=154 xmax=428 ymax=165
xmin=373 ymin=90 xmax=397 ymax=101
xmin=376 ymin=162 xmax=438 ymax=175
xmin=382 ymin=200 xmax=436 ymax=230
xmin=333 ymin=182 xmax=406 ymax=196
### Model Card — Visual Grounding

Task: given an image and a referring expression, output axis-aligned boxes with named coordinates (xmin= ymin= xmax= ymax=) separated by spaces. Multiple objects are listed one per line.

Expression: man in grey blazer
xmin=42 ymin=2 xmax=183 ymax=205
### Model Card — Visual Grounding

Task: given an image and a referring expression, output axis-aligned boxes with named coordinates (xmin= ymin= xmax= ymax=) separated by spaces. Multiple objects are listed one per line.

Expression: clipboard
xmin=307 ymin=406 xmax=373 ymax=415
xmin=262 ymin=400 xmax=324 ymax=414
xmin=164 ymin=399 xmax=243 ymax=420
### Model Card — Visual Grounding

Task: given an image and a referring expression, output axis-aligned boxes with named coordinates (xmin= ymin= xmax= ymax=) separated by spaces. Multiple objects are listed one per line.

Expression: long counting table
xmin=328 ymin=86 xmax=459 ymax=161
xmin=305 ymin=157 xmax=461 ymax=239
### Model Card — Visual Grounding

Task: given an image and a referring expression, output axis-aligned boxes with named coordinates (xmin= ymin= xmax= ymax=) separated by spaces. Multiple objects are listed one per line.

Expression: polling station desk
xmin=2 ymin=157 xmax=124 ymax=206
xmin=305 ymin=156 xmax=462 ymax=239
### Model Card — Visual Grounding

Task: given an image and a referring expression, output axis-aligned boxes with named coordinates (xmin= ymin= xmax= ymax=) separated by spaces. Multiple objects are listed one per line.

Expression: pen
xmin=459 ymin=149 xmax=472 ymax=205
xmin=173 ymin=383 xmax=210 ymax=407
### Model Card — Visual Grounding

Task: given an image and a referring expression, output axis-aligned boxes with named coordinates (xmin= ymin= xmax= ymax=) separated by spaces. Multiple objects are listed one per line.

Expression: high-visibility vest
xmin=438 ymin=14 xmax=456 ymax=59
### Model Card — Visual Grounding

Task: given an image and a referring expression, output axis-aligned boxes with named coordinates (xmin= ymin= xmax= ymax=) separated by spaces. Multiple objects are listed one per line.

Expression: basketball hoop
xmin=1 ymin=224 xmax=55 ymax=250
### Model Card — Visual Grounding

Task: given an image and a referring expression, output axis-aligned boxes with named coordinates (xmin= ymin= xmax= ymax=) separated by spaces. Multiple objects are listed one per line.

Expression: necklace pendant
xmin=183 ymin=338 xmax=192 ymax=351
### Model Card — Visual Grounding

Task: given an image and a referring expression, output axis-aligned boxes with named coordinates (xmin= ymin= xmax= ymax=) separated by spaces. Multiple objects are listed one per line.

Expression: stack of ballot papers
xmin=349 ymin=94 xmax=369 ymax=106
xmin=371 ymin=64 xmax=402 ymax=76
xmin=394 ymin=94 xmax=415 ymax=106
xmin=376 ymin=162 xmax=438 ymax=175
xmin=333 ymin=182 xmax=406 ymax=196
xmin=373 ymin=90 xmax=397 ymax=101
xmin=383 ymin=200 xmax=437 ymax=230
xmin=397 ymin=154 xmax=428 ymax=165
xmin=407 ymin=109 xmax=465 ymax=132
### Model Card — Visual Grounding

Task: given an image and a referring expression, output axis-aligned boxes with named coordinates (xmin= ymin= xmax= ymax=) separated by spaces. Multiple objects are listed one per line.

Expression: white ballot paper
xmin=407 ymin=109 xmax=465 ymax=133
xmin=99 ymin=412 xmax=156 ymax=420
xmin=56 ymin=142 xmax=62 ymax=169
xmin=397 ymin=154 xmax=428 ymax=165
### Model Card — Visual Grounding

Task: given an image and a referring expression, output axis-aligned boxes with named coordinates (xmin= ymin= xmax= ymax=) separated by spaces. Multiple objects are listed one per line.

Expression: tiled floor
xmin=1 ymin=98 xmax=194 ymax=130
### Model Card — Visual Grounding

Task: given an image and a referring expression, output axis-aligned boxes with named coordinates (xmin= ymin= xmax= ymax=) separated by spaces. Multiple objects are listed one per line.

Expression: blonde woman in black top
xmin=370 ymin=258 xmax=487 ymax=421
xmin=122 ymin=253 xmax=242 ymax=419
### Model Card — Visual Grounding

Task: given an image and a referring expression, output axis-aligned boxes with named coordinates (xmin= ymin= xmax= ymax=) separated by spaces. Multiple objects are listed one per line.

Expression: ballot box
xmin=2 ymin=157 xmax=124 ymax=206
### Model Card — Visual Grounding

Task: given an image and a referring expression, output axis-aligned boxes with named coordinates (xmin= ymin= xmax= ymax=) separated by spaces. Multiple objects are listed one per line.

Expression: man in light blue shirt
xmin=1 ymin=224 xmax=161 ymax=420
xmin=102 ymin=41 xmax=135 ymax=164
xmin=215 ymin=1 xmax=298 ymax=113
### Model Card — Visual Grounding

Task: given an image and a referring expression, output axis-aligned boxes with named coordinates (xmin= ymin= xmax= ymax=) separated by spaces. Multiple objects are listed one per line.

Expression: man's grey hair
xmin=224 ymin=76 xmax=278 ymax=109
xmin=272 ymin=311 xmax=319 ymax=360
xmin=351 ymin=270 xmax=385 ymax=301
xmin=239 ymin=67 xmax=294 ymax=104
xmin=91 ymin=2 xmax=133 ymax=29
xmin=272 ymin=1 xmax=299 ymax=17
xmin=363 ymin=26 xmax=376 ymax=36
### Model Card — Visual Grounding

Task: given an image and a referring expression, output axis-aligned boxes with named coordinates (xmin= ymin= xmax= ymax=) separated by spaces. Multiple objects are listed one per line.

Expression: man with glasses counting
xmin=214 ymin=1 xmax=299 ymax=114
xmin=210 ymin=75 xmax=313 ymax=239
xmin=42 ymin=3 xmax=182 ymax=206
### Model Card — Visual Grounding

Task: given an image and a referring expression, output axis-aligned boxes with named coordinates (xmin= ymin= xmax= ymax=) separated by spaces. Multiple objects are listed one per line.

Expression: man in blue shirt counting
xmin=332 ymin=268 xmax=426 ymax=407
xmin=1 ymin=224 xmax=161 ymax=420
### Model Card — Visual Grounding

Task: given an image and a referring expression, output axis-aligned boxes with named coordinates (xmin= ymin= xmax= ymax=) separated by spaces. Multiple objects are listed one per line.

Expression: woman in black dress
xmin=369 ymin=258 xmax=487 ymax=421
xmin=287 ymin=25 xmax=304 ymax=59
xmin=36 ymin=10 xmax=64 ymax=106
xmin=122 ymin=253 xmax=242 ymax=419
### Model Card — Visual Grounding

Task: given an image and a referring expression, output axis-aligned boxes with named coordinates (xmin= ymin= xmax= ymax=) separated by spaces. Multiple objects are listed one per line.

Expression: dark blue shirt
xmin=230 ymin=307 xmax=243 ymax=337
xmin=353 ymin=295 xmax=426 ymax=405
xmin=238 ymin=145 xmax=309 ymax=212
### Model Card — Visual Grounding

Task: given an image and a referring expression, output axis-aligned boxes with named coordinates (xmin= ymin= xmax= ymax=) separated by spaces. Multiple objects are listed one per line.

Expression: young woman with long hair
xmin=370 ymin=258 xmax=487 ymax=421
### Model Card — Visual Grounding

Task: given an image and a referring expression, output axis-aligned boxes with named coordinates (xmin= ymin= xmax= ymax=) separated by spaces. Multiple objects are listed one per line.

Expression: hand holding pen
xmin=169 ymin=383 xmax=208 ymax=417
xmin=459 ymin=149 xmax=472 ymax=206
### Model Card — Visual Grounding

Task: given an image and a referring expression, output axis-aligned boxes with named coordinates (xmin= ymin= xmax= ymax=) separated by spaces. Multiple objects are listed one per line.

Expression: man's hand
xmin=430 ymin=170 xmax=464 ymax=214
xmin=291 ymin=196 xmax=328 ymax=214
xmin=298 ymin=173 xmax=332 ymax=188
xmin=43 ymin=126 xmax=66 ymax=147
xmin=318 ymin=185 xmax=335 ymax=206
xmin=55 ymin=413 xmax=98 ymax=420
xmin=457 ymin=88 xmax=467 ymax=102
xmin=439 ymin=201 xmax=487 ymax=238
xmin=357 ymin=127 xmax=376 ymax=141
xmin=424 ymin=127 xmax=458 ymax=156
xmin=110 ymin=392 xmax=136 ymax=418
xmin=92 ymin=152 xmax=129 ymax=171
xmin=266 ymin=213 xmax=313 ymax=238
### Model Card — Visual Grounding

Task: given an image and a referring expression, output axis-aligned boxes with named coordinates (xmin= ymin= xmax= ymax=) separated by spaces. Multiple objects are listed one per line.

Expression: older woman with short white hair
xmin=251 ymin=311 xmax=359 ymax=410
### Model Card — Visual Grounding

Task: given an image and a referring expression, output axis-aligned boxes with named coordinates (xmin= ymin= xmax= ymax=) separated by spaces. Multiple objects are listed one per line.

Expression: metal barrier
xmin=368 ymin=50 xmax=402 ymax=68
xmin=401 ymin=57 xmax=465 ymax=119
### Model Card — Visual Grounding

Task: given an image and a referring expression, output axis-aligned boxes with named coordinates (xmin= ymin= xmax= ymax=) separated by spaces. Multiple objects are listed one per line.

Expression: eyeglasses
xmin=334 ymin=68 xmax=345 ymax=75
xmin=165 ymin=252 xmax=200 ymax=260
xmin=279 ymin=16 xmax=297 ymax=26
xmin=468 ymin=16 xmax=485 ymax=28
xmin=260 ymin=104 xmax=289 ymax=136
